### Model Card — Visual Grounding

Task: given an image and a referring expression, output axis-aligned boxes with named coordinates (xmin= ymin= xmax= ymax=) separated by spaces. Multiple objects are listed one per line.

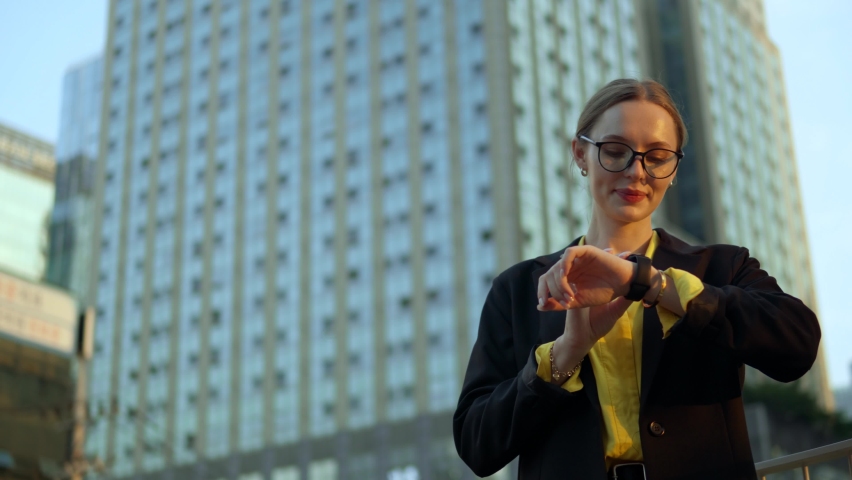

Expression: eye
xmin=646 ymin=150 xmax=676 ymax=163
xmin=600 ymin=143 xmax=630 ymax=157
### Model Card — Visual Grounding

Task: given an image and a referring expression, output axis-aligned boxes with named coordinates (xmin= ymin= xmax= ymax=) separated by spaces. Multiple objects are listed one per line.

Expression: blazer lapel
xmin=640 ymin=229 xmax=702 ymax=408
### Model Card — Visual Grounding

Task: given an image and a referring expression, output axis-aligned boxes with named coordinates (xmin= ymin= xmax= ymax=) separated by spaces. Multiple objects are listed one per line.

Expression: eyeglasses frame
xmin=578 ymin=135 xmax=683 ymax=179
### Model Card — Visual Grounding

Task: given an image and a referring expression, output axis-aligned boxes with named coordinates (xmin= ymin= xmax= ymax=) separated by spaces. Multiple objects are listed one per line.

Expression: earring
xmin=669 ymin=177 xmax=677 ymax=187
xmin=580 ymin=169 xmax=588 ymax=177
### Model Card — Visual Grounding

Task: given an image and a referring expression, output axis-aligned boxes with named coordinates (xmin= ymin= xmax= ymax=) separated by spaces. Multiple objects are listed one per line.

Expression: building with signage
xmin=46 ymin=56 xmax=105 ymax=302
xmin=0 ymin=122 xmax=56 ymax=282
xmin=0 ymin=269 xmax=79 ymax=478
xmin=85 ymin=0 xmax=827 ymax=479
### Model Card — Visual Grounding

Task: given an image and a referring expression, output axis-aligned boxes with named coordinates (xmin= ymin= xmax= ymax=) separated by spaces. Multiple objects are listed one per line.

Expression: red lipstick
xmin=615 ymin=188 xmax=646 ymax=203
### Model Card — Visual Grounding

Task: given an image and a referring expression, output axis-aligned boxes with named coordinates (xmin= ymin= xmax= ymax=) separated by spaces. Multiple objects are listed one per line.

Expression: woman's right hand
xmin=552 ymin=250 xmax=635 ymax=368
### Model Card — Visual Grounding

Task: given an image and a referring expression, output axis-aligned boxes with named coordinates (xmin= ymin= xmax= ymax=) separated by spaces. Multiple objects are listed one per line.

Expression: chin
xmin=606 ymin=204 xmax=653 ymax=224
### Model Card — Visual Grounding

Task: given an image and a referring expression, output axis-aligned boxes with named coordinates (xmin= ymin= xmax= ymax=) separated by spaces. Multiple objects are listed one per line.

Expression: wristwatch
xmin=624 ymin=254 xmax=652 ymax=301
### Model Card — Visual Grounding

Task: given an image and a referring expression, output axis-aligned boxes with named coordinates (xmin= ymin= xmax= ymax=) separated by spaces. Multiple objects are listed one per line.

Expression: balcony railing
xmin=755 ymin=438 xmax=852 ymax=479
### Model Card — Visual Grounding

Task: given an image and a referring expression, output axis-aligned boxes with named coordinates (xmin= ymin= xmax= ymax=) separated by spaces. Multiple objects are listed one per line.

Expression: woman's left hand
xmin=536 ymin=245 xmax=636 ymax=311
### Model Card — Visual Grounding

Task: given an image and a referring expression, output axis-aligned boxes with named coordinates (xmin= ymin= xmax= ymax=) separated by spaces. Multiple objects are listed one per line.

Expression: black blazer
xmin=453 ymin=229 xmax=820 ymax=480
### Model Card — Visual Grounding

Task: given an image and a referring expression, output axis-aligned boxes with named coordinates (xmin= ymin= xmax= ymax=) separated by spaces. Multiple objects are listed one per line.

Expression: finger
xmin=536 ymin=274 xmax=549 ymax=310
xmin=537 ymin=281 xmax=562 ymax=311
xmin=560 ymin=246 xmax=581 ymax=278
xmin=546 ymin=273 xmax=569 ymax=308
xmin=561 ymin=246 xmax=591 ymax=285
xmin=539 ymin=297 xmax=563 ymax=311
xmin=556 ymin=266 xmax=577 ymax=301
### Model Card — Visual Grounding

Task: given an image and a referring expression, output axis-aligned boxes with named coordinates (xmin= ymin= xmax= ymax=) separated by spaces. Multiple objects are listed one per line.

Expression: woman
xmin=452 ymin=79 xmax=820 ymax=480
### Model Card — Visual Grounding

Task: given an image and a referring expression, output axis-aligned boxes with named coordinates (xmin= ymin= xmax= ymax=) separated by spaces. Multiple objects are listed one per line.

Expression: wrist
xmin=642 ymin=267 xmax=662 ymax=304
xmin=552 ymin=335 xmax=587 ymax=373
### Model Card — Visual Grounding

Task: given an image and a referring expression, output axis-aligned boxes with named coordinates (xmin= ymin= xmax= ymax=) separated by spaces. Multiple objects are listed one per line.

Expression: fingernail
xmin=538 ymin=297 xmax=544 ymax=307
xmin=559 ymin=268 xmax=564 ymax=277
xmin=560 ymin=300 xmax=568 ymax=308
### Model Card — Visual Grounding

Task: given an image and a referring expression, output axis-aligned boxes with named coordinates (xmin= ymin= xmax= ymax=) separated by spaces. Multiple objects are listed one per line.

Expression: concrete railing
xmin=755 ymin=438 xmax=852 ymax=479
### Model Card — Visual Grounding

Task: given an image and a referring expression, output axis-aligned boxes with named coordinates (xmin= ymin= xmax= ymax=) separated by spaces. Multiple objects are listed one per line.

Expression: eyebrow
xmin=599 ymin=134 xmax=674 ymax=149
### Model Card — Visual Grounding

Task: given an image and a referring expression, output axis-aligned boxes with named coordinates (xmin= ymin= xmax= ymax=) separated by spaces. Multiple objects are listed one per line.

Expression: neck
xmin=585 ymin=210 xmax=654 ymax=254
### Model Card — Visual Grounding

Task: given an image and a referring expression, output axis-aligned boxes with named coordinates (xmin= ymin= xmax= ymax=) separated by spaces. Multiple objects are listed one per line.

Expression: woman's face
xmin=572 ymin=100 xmax=679 ymax=225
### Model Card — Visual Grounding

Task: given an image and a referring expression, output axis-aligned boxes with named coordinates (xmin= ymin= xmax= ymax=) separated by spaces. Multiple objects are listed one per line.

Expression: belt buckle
xmin=611 ymin=462 xmax=646 ymax=480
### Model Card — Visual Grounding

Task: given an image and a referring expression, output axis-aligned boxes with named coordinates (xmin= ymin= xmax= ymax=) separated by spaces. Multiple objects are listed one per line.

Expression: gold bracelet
xmin=549 ymin=343 xmax=581 ymax=384
xmin=642 ymin=271 xmax=667 ymax=308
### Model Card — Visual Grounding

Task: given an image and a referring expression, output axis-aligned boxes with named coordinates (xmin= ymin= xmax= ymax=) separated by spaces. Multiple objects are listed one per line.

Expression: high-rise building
xmin=644 ymin=0 xmax=832 ymax=410
xmin=0 ymin=123 xmax=55 ymax=281
xmin=47 ymin=55 xmax=105 ymax=301
xmin=85 ymin=0 xmax=827 ymax=479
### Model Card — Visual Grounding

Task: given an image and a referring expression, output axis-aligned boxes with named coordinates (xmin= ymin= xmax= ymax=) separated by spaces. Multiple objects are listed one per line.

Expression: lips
xmin=615 ymin=188 xmax=647 ymax=203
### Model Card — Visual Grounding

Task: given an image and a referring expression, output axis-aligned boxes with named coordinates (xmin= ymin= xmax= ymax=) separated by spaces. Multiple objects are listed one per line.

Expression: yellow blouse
xmin=534 ymin=231 xmax=705 ymax=470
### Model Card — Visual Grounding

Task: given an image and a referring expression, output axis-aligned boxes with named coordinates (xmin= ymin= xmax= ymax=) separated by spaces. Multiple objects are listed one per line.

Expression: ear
xmin=571 ymin=137 xmax=588 ymax=171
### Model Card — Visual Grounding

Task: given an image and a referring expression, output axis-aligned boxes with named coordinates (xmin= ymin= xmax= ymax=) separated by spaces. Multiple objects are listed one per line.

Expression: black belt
xmin=609 ymin=462 xmax=646 ymax=480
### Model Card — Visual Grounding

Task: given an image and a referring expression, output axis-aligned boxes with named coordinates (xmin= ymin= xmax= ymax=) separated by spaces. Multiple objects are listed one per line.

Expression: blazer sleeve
xmin=453 ymin=273 xmax=586 ymax=477
xmin=673 ymin=247 xmax=821 ymax=382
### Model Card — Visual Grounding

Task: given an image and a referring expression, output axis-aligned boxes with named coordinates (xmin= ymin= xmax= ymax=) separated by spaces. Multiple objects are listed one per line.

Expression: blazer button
xmin=649 ymin=421 xmax=665 ymax=437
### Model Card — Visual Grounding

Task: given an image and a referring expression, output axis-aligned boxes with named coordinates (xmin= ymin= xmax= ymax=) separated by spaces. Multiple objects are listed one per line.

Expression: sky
xmin=1 ymin=1 xmax=850 ymax=389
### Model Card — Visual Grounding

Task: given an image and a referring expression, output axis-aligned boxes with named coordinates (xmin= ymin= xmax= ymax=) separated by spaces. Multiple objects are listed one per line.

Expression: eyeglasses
xmin=579 ymin=135 xmax=683 ymax=179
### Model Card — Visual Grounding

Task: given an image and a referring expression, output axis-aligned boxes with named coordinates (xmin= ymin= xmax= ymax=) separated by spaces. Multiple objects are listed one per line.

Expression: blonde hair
xmin=575 ymin=79 xmax=688 ymax=150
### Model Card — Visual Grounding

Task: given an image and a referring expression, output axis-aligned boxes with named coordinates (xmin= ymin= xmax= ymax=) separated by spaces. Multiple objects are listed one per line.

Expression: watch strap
xmin=625 ymin=254 xmax=652 ymax=301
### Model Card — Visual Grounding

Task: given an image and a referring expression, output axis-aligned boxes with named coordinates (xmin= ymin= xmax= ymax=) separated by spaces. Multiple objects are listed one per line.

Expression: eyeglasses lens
xmin=598 ymin=143 xmax=678 ymax=178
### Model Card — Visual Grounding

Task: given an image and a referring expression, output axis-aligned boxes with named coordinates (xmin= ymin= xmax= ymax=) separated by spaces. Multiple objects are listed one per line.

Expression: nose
xmin=624 ymin=154 xmax=647 ymax=180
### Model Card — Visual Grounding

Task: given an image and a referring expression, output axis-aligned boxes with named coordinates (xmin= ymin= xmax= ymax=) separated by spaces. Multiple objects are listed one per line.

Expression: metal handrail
xmin=755 ymin=438 xmax=852 ymax=480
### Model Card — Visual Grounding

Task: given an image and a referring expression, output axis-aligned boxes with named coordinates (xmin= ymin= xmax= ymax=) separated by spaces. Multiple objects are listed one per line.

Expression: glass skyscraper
xmin=84 ymin=0 xmax=828 ymax=479
xmin=647 ymin=0 xmax=831 ymax=409
xmin=47 ymin=55 xmax=105 ymax=301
